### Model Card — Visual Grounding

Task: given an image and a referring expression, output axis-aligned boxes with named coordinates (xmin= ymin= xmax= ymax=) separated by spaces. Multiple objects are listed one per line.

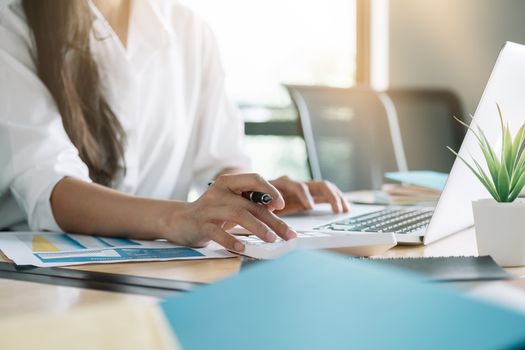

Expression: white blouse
xmin=0 ymin=0 xmax=251 ymax=231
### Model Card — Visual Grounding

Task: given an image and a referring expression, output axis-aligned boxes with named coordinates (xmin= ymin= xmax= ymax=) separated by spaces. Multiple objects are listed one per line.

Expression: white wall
xmin=389 ymin=0 xmax=525 ymax=114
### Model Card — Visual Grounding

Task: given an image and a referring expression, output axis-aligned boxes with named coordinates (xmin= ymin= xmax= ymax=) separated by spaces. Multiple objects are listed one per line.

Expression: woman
xmin=0 ymin=0 xmax=348 ymax=253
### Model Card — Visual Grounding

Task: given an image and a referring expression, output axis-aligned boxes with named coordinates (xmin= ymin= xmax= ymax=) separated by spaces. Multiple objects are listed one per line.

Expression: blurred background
xmin=182 ymin=0 xmax=525 ymax=188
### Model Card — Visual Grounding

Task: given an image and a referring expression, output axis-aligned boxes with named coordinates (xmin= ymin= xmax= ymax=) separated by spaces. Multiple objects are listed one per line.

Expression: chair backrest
xmin=286 ymin=85 xmax=465 ymax=191
xmin=386 ymin=88 xmax=465 ymax=173
xmin=286 ymin=85 xmax=401 ymax=191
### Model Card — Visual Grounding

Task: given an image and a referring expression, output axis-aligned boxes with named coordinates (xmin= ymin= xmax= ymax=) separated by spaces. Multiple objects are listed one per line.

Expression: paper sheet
xmin=0 ymin=232 xmax=234 ymax=267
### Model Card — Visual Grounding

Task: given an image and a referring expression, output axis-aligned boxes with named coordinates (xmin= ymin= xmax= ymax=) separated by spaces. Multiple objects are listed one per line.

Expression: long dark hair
xmin=22 ymin=0 xmax=126 ymax=186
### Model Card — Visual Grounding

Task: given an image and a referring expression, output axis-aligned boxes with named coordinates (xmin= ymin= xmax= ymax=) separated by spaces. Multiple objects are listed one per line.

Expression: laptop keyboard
xmin=314 ymin=207 xmax=434 ymax=234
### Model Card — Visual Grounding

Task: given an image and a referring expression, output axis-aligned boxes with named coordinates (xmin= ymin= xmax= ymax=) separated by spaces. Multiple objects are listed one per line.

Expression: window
xmin=183 ymin=0 xmax=358 ymax=179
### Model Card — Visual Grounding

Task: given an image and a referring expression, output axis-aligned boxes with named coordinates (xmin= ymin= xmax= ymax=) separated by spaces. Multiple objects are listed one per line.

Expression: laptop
xmin=286 ymin=41 xmax=525 ymax=245
xmin=233 ymin=42 xmax=525 ymax=258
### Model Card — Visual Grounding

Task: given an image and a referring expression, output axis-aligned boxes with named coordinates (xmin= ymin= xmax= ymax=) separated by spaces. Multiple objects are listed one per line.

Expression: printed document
xmin=0 ymin=232 xmax=233 ymax=267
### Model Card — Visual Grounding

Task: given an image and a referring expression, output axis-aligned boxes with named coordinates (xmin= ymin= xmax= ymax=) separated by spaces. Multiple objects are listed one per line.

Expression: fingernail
xmin=286 ymin=229 xmax=297 ymax=239
xmin=275 ymin=197 xmax=285 ymax=210
xmin=266 ymin=230 xmax=276 ymax=242
xmin=234 ymin=242 xmax=245 ymax=252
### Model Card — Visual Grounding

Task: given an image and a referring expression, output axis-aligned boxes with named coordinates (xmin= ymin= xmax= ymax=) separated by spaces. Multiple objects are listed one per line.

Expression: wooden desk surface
xmin=69 ymin=228 xmax=525 ymax=280
xmin=1 ymin=228 xmax=525 ymax=319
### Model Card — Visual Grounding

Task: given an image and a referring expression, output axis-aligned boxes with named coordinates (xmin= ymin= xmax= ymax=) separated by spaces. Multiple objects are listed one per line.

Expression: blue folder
xmin=385 ymin=171 xmax=448 ymax=191
xmin=161 ymin=251 xmax=525 ymax=350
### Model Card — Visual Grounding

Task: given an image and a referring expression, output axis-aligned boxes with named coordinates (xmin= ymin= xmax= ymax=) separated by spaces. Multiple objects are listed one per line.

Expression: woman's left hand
xmin=269 ymin=176 xmax=349 ymax=216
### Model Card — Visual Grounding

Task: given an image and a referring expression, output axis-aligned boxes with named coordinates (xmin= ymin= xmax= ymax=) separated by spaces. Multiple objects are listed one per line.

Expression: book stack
xmin=382 ymin=171 xmax=447 ymax=205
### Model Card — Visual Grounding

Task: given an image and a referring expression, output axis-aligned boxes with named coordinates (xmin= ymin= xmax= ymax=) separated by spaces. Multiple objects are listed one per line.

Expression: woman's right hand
xmin=162 ymin=173 xmax=298 ymax=252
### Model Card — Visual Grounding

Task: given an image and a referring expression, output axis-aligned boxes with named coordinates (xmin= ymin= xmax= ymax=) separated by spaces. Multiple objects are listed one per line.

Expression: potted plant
xmin=448 ymin=104 xmax=525 ymax=266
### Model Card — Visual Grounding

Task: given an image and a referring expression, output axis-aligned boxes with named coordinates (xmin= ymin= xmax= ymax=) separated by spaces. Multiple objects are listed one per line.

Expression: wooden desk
xmin=71 ymin=227 xmax=525 ymax=280
xmin=1 ymin=228 xmax=525 ymax=319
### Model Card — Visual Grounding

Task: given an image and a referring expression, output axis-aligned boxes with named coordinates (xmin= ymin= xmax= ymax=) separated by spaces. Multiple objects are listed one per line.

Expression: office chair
xmin=286 ymin=85 xmax=465 ymax=191
xmin=286 ymin=85 xmax=402 ymax=191
xmin=386 ymin=88 xmax=465 ymax=173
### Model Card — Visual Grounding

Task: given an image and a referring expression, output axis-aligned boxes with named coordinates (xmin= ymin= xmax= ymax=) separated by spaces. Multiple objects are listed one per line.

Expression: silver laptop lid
xmin=425 ymin=42 xmax=525 ymax=244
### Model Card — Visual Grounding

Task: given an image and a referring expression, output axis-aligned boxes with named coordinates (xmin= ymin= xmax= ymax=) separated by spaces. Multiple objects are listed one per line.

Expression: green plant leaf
xmin=512 ymin=140 xmax=525 ymax=189
xmin=511 ymin=141 xmax=525 ymax=188
xmin=508 ymin=170 xmax=525 ymax=201
xmin=503 ymin=123 xmax=514 ymax=174
xmin=511 ymin=124 xmax=525 ymax=169
xmin=497 ymin=159 xmax=511 ymax=201
xmin=496 ymin=104 xmax=514 ymax=176
xmin=477 ymin=126 xmax=501 ymax=184
xmin=448 ymin=104 xmax=525 ymax=203
xmin=452 ymin=116 xmax=483 ymax=145
xmin=447 ymin=147 xmax=501 ymax=201
xmin=451 ymin=116 xmax=501 ymax=185
xmin=472 ymin=157 xmax=499 ymax=199
xmin=497 ymin=103 xmax=505 ymax=144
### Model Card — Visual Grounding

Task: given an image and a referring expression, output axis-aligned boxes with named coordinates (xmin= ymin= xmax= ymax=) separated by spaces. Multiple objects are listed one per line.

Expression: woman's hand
xmin=163 ymin=173 xmax=298 ymax=252
xmin=270 ymin=176 xmax=349 ymax=215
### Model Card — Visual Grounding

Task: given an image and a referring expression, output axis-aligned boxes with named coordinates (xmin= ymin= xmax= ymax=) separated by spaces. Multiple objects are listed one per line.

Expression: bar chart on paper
xmin=26 ymin=233 xmax=141 ymax=252
xmin=0 ymin=232 xmax=234 ymax=267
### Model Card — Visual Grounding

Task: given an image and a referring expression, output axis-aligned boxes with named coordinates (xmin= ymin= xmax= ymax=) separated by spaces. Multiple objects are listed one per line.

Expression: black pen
xmin=207 ymin=181 xmax=273 ymax=205
xmin=242 ymin=191 xmax=273 ymax=205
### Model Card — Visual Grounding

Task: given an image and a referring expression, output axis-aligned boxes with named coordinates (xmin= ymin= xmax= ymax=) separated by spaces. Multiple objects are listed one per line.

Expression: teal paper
xmin=385 ymin=171 xmax=448 ymax=191
xmin=161 ymin=251 xmax=525 ymax=350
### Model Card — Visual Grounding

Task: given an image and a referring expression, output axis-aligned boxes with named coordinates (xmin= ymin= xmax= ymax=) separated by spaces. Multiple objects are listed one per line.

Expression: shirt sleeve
xmin=0 ymin=14 xmax=92 ymax=232
xmin=190 ymin=21 xmax=252 ymax=192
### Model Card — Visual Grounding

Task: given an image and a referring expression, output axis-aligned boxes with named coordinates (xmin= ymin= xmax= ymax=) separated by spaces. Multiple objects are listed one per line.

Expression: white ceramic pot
xmin=472 ymin=198 xmax=525 ymax=267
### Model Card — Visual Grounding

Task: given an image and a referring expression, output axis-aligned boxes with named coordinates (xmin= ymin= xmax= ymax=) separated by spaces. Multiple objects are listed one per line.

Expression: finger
xmin=274 ymin=197 xmax=309 ymax=216
xmin=277 ymin=179 xmax=314 ymax=210
xmin=223 ymin=205 xmax=277 ymax=242
xmin=340 ymin=195 xmax=350 ymax=212
xmin=200 ymin=198 xmax=276 ymax=242
xmin=245 ymin=200 xmax=297 ymax=240
xmin=336 ymin=188 xmax=350 ymax=213
xmin=227 ymin=195 xmax=296 ymax=240
xmin=316 ymin=181 xmax=342 ymax=213
xmin=326 ymin=184 xmax=349 ymax=213
xmin=206 ymin=224 xmax=245 ymax=252
xmin=214 ymin=173 xmax=285 ymax=210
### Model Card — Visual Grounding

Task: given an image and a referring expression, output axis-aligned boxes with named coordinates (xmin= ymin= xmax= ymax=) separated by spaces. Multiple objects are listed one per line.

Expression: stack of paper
xmin=383 ymin=171 xmax=448 ymax=205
